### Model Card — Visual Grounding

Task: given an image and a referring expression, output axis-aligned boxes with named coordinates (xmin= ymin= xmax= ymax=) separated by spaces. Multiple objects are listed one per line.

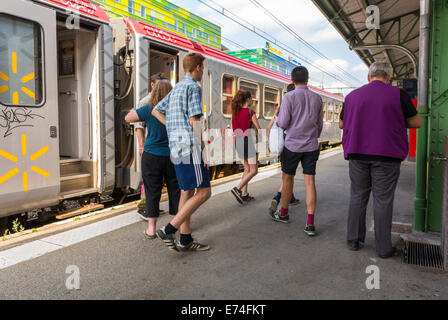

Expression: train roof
xmin=33 ymin=0 xmax=110 ymax=24
xmin=123 ymin=17 xmax=345 ymax=103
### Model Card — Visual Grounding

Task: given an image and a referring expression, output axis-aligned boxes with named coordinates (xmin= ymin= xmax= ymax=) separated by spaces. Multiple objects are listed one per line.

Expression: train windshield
xmin=0 ymin=14 xmax=44 ymax=107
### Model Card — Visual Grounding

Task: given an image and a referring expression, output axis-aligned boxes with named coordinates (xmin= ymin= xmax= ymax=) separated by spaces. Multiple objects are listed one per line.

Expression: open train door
xmin=0 ymin=0 xmax=60 ymax=216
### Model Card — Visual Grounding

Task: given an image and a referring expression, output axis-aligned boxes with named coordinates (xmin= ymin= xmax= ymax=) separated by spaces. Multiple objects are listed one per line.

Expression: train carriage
xmin=0 ymin=0 xmax=343 ymax=223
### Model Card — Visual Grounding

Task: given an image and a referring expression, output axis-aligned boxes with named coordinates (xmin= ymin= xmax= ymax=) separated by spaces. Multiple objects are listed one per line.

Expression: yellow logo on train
xmin=0 ymin=52 xmax=35 ymax=104
xmin=0 ymin=134 xmax=50 ymax=191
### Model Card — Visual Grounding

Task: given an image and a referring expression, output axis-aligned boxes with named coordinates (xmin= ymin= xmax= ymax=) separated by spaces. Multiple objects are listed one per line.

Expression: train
xmin=0 ymin=0 xmax=344 ymax=224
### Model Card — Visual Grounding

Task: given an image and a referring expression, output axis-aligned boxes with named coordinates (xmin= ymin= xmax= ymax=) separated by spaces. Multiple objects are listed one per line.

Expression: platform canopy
xmin=311 ymin=0 xmax=420 ymax=80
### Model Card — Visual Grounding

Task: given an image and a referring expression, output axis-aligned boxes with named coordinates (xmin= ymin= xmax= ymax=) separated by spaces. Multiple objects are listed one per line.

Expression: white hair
xmin=368 ymin=61 xmax=393 ymax=79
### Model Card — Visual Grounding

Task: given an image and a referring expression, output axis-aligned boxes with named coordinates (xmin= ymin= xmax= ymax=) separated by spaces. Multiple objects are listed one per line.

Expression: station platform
xmin=0 ymin=150 xmax=447 ymax=300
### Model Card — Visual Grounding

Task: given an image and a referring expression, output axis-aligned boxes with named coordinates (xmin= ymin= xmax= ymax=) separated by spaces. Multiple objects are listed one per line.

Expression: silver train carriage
xmin=0 ymin=0 xmax=343 ymax=222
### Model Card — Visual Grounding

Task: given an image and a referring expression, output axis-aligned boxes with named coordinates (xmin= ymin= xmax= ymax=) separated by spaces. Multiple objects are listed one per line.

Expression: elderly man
xmin=339 ymin=61 xmax=421 ymax=258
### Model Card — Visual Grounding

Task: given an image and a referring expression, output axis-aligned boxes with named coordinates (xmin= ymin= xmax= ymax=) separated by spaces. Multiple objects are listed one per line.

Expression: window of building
xmin=150 ymin=9 xmax=156 ymax=22
xmin=0 ymin=14 xmax=44 ymax=107
xmin=239 ymin=79 xmax=260 ymax=116
xmin=221 ymin=74 xmax=235 ymax=116
xmin=263 ymin=86 xmax=280 ymax=118
xmin=141 ymin=6 xmax=146 ymax=18
xmin=128 ymin=0 xmax=135 ymax=14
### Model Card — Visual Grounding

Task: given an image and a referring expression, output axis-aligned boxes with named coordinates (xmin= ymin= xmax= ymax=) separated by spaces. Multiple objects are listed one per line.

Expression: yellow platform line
xmin=21 ymin=134 xmax=27 ymax=155
xmin=30 ymin=146 xmax=49 ymax=161
xmin=31 ymin=166 xmax=49 ymax=178
xmin=0 ymin=150 xmax=18 ymax=162
xmin=0 ymin=168 xmax=19 ymax=185
xmin=13 ymin=92 xmax=18 ymax=105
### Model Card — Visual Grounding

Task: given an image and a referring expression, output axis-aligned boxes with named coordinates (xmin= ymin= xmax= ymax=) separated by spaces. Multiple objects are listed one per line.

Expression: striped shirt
xmin=154 ymin=75 xmax=203 ymax=159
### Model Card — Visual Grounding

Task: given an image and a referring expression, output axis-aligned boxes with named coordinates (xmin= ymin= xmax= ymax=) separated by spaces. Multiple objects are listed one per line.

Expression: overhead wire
xmin=196 ymin=0 xmax=355 ymax=87
xmin=248 ymin=0 xmax=364 ymax=85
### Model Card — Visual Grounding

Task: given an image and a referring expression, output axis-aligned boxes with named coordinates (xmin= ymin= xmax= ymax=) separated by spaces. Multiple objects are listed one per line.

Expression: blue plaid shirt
xmin=155 ymin=75 xmax=203 ymax=159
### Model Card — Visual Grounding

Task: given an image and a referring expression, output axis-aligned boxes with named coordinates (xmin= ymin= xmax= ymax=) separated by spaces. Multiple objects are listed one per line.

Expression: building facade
xmin=226 ymin=43 xmax=302 ymax=77
xmin=92 ymin=0 xmax=221 ymax=49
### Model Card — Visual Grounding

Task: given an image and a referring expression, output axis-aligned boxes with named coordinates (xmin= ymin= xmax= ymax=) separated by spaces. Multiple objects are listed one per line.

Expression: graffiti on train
xmin=0 ymin=107 xmax=44 ymax=138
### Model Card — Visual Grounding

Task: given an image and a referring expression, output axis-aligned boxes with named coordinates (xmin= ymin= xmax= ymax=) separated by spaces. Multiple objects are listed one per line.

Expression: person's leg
xmin=143 ymin=153 xmax=164 ymax=236
xmin=303 ymin=174 xmax=316 ymax=218
xmin=281 ymin=173 xmax=294 ymax=213
xmin=241 ymin=163 xmax=258 ymax=197
xmin=164 ymin=157 xmax=180 ymax=216
xmin=347 ymin=160 xmax=372 ymax=247
xmin=371 ymin=161 xmax=401 ymax=257
xmin=238 ymin=159 xmax=250 ymax=195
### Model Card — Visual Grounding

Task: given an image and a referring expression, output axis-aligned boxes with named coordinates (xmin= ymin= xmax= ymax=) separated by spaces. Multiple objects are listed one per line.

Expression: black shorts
xmin=142 ymin=152 xmax=180 ymax=217
xmin=281 ymin=147 xmax=320 ymax=176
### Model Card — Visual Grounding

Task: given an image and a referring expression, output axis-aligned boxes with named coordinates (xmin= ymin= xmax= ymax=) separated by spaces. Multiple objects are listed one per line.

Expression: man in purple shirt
xmin=269 ymin=66 xmax=323 ymax=236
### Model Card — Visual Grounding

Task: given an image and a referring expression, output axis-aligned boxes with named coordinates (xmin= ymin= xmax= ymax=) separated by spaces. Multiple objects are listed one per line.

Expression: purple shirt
xmin=276 ymin=86 xmax=323 ymax=153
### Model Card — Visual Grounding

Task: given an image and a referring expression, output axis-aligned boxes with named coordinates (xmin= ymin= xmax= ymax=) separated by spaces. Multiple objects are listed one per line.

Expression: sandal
xmin=144 ymin=231 xmax=157 ymax=240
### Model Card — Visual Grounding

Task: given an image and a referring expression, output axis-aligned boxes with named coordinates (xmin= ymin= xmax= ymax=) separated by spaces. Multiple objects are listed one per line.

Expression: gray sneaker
xmin=269 ymin=199 xmax=279 ymax=214
xmin=156 ymin=227 xmax=179 ymax=253
xmin=269 ymin=209 xmax=290 ymax=224
xmin=177 ymin=240 xmax=210 ymax=252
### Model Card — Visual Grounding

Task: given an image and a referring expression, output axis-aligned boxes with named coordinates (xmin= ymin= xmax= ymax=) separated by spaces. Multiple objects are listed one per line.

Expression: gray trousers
xmin=347 ymin=159 xmax=401 ymax=256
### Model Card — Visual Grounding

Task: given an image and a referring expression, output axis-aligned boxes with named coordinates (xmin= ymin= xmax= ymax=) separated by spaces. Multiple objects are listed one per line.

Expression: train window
xmin=327 ymin=103 xmax=335 ymax=122
xmin=221 ymin=74 xmax=235 ymax=116
xmin=323 ymin=101 xmax=328 ymax=121
xmin=238 ymin=79 xmax=259 ymax=116
xmin=263 ymin=86 xmax=280 ymax=118
xmin=0 ymin=14 xmax=44 ymax=107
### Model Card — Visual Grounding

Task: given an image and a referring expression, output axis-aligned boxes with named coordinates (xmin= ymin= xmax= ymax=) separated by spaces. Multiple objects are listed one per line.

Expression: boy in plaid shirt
xmin=152 ymin=52 xmax=211 ymax=253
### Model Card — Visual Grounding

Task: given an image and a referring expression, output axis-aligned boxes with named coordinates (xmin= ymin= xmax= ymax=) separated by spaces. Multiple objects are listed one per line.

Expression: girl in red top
xmin=230 ymin=90 xmax=261 ymax=204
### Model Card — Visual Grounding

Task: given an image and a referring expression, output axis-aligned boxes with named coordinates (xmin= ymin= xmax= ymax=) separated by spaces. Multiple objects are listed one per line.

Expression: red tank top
xmin=232 ymin=108 xmax=253 ymax=137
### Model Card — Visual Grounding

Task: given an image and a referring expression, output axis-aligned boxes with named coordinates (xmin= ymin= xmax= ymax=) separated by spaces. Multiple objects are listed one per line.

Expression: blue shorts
xmin=173 ymin=150 xmax=211 ymax=191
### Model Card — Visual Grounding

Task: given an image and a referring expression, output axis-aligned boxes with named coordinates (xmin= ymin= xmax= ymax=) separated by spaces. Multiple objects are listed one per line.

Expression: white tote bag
xmin=269 ymin=122 xmax=285 ymax=154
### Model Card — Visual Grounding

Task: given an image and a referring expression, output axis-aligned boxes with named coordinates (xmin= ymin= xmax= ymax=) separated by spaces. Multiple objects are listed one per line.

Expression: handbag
xmin=269 ymin=121 xmax=284 ymax=154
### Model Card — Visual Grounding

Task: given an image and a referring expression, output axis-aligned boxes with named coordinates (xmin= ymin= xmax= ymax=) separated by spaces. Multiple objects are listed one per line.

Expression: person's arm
xmin=187 ymin=85 xmax=205 ymax=151
xmin=152 ymin=91 xmax=171 ymax=126
xmin=124 ymin=109 xmax=139 ymax=123
xmin=251 ymin=111 xmax=261 ymax=131
xmin=317 ymin=97 xmax=323 ymax=137
xmin=407 ymin=115 xmax=422 ymax=129
xmin=400 ymin=90 xmax=421 ymax=129
xmin=267 ymin=106 xmax=280 ymax=137
xmin=136 ymin=128 xmax=145 ymax=157
xmin=339 ymin=103 xmax=344 ymax=129
xmin=152 ymin=109 xmax=166 ymax=126
xmin=276 ymin=97 xmax=291 ymax=130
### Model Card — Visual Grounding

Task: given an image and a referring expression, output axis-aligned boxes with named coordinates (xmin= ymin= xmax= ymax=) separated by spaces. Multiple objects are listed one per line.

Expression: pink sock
xmin=307 ymin=214 xmax=314 ymax=226
xmin=281 ymin=208 xmax=289 ymax=217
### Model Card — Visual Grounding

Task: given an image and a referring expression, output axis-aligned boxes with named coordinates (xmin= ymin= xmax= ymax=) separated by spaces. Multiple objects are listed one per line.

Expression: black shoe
xmin=290 ymin=197 xmax=300 ymax=205
xmin=242 ymin=194 xmax=255 ymax=202
xmin=156 ymin=227 xmax=179 ymax=253
xmin=304 ymin=225 xmax=316 ymax=236
xmin=137 ymin=209 xmax=148 ymax=221
xmin=231 ymin=187 xmax=244 ymax=204
xmin=347 ymin=240 xmax=360 ymax=251
xmin=378 ymin=247 xmax=399 ymax=259
xmin=177 ymin=240 xmax=210 ymax=252
xmin=269 ymin=209 xmax=290 ymax=224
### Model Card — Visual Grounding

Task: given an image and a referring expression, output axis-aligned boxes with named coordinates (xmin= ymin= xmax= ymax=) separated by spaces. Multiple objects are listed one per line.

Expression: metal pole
xmin=414 ymin=0 xmax=431 ymax=231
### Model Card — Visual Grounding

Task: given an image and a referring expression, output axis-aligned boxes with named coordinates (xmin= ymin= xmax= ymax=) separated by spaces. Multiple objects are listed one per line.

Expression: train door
xmin=0 ymin=0 xmax=60 ymax=216
xmin=54 ymin=9 xmax=114 ymax=198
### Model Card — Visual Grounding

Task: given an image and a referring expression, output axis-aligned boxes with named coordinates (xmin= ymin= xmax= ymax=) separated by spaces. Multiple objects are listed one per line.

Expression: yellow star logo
xmin=0 ymin=134 xmax=50 ymax=191
xmin=0 ymin=52 xmax=35 ymax=105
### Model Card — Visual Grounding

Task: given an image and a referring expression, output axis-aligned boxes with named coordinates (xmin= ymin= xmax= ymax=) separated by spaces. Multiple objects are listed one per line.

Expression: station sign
xmin=33 ymin=0 xmax=110 ymax=24
xmin=265 ymin=42 xmax=284 ymax=57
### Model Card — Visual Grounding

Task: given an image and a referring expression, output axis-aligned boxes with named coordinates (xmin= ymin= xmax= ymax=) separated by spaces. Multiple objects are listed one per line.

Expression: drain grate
xmin=404 ymin=241 xmax=444 ymax=269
